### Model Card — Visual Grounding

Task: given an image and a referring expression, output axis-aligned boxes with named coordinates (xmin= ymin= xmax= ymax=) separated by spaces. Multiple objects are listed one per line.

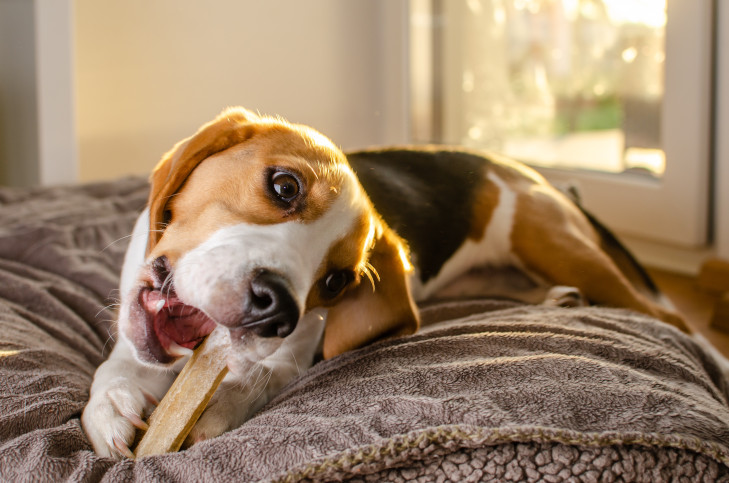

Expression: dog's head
xmin=121 ymin=107 xmax=418 ymax=367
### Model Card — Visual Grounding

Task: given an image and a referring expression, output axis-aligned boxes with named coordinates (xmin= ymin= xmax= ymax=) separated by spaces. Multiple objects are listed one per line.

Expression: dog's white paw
xmin=184 ymin=387 xmax=245 ymax=446
xmin=81 ymin=376 xmax=157 ymax=459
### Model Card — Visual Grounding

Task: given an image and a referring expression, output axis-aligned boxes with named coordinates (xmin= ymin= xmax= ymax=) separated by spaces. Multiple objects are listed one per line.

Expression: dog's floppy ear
xmin=147 ymin=107 xmax=259 ymax=254
xmin=322 ymin=224 xmax=420 ymax=359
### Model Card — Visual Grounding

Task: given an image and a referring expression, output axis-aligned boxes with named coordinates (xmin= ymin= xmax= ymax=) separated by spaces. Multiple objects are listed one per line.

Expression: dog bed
xmin=1 ymin=177 xmax=728 ymax=482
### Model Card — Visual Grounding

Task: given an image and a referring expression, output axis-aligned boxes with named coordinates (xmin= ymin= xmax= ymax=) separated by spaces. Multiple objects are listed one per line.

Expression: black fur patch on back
xmin=346 ymin=147 xmax=489 ymax=283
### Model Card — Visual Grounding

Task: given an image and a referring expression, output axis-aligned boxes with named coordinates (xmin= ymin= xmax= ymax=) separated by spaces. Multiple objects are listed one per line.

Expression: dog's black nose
xmin=236 ymin=270 xmax=300 ymax=338
xmin=151 ymin=255 xmax=172 ymax=286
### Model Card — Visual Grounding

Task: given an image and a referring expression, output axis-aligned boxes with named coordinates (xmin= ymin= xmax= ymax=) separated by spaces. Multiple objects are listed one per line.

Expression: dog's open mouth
xmin=138 ymin=286 xmax=216 ymax=360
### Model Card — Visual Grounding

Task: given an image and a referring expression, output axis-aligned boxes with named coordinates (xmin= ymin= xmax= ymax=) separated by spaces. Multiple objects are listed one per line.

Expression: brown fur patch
xmin=510 ymin=186 xmax=688 ymax=331
xmin=148 ymin=120 xmax=348 ymax=265
xmin=322 ymin=221 xmax=419 ymax=359
xmin=468 ymin=175 xmax=500 ymax=241
xmin=148 ymin=109 xmax=259 ymax=252
xmin=304 ymin=212 xmax=373 ymax=311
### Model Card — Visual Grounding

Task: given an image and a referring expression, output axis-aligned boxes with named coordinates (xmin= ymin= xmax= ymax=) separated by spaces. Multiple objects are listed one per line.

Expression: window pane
xmin=436 ymin=0 xmax=667 ymax=176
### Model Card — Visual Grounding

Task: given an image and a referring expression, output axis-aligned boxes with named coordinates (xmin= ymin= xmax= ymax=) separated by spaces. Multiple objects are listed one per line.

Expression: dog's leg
xmin=82 ymin=340 xmax=175 ymax=458
xmin=512 ymin=189 xmax=688 ymax=331
xmin=517 ymin=233 xmax=687 ymax=330
xmin=543 ymin=286 xmax=586 ymax=308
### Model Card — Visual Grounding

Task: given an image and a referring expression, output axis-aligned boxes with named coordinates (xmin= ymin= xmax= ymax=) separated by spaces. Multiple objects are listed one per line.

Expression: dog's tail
xmin=569 ymin=193 xmax=665 ymax=305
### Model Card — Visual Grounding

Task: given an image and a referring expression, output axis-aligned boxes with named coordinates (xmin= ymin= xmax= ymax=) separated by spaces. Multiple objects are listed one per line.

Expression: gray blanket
xmin=1 ymin=177 xmax=728 ymax=482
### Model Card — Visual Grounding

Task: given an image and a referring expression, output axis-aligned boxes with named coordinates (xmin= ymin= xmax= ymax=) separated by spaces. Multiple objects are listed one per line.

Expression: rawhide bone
xmin=134 ymin=327 xmax=230 ymax=457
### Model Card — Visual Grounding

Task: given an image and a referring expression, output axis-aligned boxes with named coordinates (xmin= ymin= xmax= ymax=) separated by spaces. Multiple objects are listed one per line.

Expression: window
xmin=411 ymin=0 xmax=714 ymax=248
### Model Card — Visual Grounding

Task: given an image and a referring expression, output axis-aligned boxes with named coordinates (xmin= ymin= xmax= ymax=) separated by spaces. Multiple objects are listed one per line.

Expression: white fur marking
xmin=173 ymin=178 xmax=366 ymax=320
xmin=119 ymin=208 xmax=150 ymax=301
xmin=413 ymin=172 xmax=518 ymax=299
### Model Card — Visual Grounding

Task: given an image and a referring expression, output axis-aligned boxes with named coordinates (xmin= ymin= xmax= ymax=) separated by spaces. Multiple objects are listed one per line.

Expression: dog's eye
xmin=270 ymin=171 xmax=300 ymax=202
xmin=162 ymin=209 xmax=172 ymax=226
xmin=322 ymin=270 xmax=354 ymax=298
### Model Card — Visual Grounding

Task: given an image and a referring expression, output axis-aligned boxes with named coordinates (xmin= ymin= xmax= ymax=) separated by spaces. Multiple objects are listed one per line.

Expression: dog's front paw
xmin=543 ymin=285 xmax=586 ymax=308
xmin=82 ymin=376 xmax=157 ymax=459
xmin=184 ymin=389 xmax=242 ymax=446
xmin=184 ymin=377 xmax=269 ymax=447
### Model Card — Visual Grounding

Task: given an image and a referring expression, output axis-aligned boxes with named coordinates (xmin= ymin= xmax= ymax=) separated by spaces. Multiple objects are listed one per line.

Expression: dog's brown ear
xmin=147 ymin=107 xmax=259 ymax=254
xmin=322 ymin=225 xmax=420 ymax=359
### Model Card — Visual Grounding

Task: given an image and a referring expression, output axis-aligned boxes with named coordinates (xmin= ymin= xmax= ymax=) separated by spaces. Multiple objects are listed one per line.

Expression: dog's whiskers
xmin=250 ymin=364 xmax=268 ymax=390
xmin=96 ymin=294 xmax=122 ymax=356
xmin=99 ymin=234 xmax=134 ymax=253
xmin=241 ymin=362 xmax=275 ymax=405
xmin=161 ymin=275 xmax=172 ymax=295
xmin=248 ymin=367 xmax=274 ymax=406
xmin=304 ymin=163 xmax=320 ymax=180
xmin=95 ymin=303 xmax=117 ymax=319
xmin=287 ymin=346 xmax=302 ymax=377
xmin=101 ymin=329 xmax=117 ymax=357
xmin=361 ymin=262 xmax=379 ymax=291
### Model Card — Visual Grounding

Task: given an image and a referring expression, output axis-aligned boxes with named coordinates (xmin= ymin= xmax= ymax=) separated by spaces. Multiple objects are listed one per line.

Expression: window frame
xmin=410 ymin=0 xmax=715 ymax=248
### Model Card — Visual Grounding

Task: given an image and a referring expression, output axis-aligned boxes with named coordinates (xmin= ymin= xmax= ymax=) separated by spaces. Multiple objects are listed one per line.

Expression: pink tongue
xmin=160 ymin=306 xmax=209 ymax=346
xmin=143 ymin=289 xmax=215 ymax=349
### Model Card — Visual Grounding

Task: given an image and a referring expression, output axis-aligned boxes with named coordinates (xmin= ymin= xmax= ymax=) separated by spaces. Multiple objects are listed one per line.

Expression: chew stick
xmin=134 ymin=327 xmax=230 ymax=457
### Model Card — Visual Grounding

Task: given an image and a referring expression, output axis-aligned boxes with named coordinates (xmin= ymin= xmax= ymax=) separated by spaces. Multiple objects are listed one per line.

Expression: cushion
xmin=1 ymin=178 xmax=728 ymax=481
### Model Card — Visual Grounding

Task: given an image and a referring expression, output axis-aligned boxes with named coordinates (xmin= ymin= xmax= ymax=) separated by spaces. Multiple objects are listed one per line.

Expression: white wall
xmin=74 ymin=0 xmax=409 ymax=182
xmin=36 ymin=0 xmax=77 ymax=185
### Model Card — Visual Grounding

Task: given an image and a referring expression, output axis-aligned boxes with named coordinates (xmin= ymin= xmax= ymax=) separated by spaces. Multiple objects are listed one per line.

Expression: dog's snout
xmin=231 ymin=270 xmax=300 ymax=338
xmin=151 ymin=256 xmax=171 ymax=285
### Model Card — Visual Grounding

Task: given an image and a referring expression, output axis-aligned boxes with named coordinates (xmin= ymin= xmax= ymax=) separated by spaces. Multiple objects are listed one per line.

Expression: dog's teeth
xmin=155 ymin=299 xmax=165 ymax=314
xmin=167 ymin=342 xmax=193 ymax=358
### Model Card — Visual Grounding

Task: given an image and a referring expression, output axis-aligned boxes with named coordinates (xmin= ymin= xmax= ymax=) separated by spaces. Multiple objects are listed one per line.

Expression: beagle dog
xmin=82 ymin=107 xmax=686 ymax=459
